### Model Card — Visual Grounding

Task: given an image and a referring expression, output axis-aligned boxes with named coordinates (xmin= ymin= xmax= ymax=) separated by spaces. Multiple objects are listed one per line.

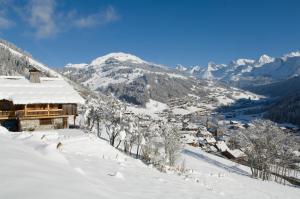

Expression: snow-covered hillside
xmin=62 ymin=52 xmax=183 ymax=88
xmin=184 ymin=51 xmax=300 ymax=87
xmin=61 ymin=52 xmax=205 ymax=105
xmin=0 ymin=40 xmax=59 ymax=77
xmin=90 ymin=52 xmax=149 ymax=65
xmin=61 ymin=52 xmax=261 ymax=106
xmin=1 ymin=127 xmax=299 ymax=199
xmin=0 ymin=39 xmax=93 ymax=99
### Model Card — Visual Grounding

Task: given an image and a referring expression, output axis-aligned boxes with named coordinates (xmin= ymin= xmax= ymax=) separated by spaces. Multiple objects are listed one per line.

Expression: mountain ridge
xmin=60 ymin=52 xmax=259 ymax=106
xmin=178 ymin=51 xmax=300 ymax=87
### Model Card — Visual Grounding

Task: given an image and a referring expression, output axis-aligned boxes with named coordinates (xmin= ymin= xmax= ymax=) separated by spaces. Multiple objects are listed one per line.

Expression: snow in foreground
xmin=0 ymin=128 xmax=299 ymax=199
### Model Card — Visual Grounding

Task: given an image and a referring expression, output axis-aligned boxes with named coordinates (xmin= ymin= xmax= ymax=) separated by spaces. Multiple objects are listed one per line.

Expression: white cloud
xmin=73 ymin=6 xmax=119 ymax=28
xmin=0 ymin=0 xmax=120 ymax=39
xmin=26 ymin=0 xmax=57 ymax=38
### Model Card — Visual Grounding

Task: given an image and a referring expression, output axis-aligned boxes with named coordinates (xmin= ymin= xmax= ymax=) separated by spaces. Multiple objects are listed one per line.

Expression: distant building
xmin=0 ymin=69 xmax=84 ymax=131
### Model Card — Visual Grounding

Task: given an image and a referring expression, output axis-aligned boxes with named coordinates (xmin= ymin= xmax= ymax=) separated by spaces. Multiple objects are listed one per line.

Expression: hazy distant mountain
xmin=180 ymin=52 xmax=300 ymax=87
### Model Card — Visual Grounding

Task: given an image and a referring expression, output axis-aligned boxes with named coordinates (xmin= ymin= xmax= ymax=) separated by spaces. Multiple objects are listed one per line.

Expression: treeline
xmin=0 ymin=39 xmax=32 ymax=58
xmin=249 ymin=76 xmax=300 ymax=126
xmin=0 ymin=46 xmax=31 ymax=76
xmin=0 ymin=39 xmax=53 ymax=78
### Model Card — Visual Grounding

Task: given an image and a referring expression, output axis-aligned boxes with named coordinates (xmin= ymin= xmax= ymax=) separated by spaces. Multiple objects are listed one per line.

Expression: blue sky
xmin=0 ymin=0 xmax=300 ymax=67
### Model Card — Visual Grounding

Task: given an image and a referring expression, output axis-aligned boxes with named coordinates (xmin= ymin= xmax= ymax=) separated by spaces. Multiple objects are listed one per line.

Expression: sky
xmin=0 ymin=0 xmax=300 ymax=68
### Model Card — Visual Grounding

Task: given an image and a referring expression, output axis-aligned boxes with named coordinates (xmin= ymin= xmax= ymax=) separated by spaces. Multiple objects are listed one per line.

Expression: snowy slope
xmin=0 ymin=41 xmax=59 ymax=77
xmin=1 ymin=128 xmax=299 ymax=199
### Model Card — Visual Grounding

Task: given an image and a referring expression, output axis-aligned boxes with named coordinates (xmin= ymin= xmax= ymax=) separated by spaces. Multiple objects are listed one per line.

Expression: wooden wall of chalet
xmin=62 ymin=104 xmax=77 ymax=115
xmin=0 ymin=100 xmax=14 ymax=111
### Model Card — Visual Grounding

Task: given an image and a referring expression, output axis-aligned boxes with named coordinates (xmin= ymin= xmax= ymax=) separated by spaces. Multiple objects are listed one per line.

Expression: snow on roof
xmin=205 ymin=136 xmax=216 ymax=144
xmin=227 ymin=149 xmax=246 ymax=159
xmin=181 ymin=134 xmax=198 ymax=144
xmin=199 ymin=130 xmax=212 ymax=136
xmin=216 ymin=141 xmax=229 ymax=152
xmin=0 ymin=76 xmax=85 ymax=104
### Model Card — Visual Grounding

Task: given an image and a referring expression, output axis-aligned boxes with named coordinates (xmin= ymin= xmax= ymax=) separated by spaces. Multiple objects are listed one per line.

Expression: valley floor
xmin=0 ymin=128 xmax=299 ymax=199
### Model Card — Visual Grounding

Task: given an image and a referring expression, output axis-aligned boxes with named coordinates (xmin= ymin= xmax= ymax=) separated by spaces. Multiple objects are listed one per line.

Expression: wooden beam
xmin=47 ymin=104 xmax=50 ymax=116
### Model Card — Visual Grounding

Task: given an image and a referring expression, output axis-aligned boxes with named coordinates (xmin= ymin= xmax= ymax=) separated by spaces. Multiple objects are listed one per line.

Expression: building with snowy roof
xmin=0 ymin=69 xmax=84 ymax=131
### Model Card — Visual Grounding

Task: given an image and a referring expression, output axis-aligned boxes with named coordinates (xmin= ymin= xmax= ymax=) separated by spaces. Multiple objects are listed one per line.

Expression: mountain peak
xmin=90 ymin=52 xmax=147 ymax=66
xmin=257 ymin=54 xmax=274 ymax=66
xmin=175 ymin=64 xmax=188 ymax=71
xmin=65 ymin=63 xmax=88 ymax=69
xmin=231 ymin=58 xmax=255 ymax=66
xmin=283 ymin=51 xmax=300 ymax=60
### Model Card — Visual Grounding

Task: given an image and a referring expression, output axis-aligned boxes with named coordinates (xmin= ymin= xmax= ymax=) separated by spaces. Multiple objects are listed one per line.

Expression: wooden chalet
xmin=0 ymin=69 xmax=84 ymax=131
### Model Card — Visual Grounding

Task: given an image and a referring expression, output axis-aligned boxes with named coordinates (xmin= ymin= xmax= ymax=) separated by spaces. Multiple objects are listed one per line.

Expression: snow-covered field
xmin=127 ymin=99 xmax=168 ymax=119
xmin=1 ymin=127 xmax=299 ymax=199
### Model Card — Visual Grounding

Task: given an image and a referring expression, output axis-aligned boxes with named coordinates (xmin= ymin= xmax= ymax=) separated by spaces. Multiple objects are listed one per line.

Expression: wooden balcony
xmin=0 ymin=111 xmax=16 ymax=118
xmin=0 ymin=109 xmax=64 ymax=120
xmin=17 ymin=109 xmax=64 ymax=117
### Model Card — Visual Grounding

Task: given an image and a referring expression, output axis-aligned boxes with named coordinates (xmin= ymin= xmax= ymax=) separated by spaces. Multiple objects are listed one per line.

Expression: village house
xmin=0 ymin=68 xmax=85 ymax=131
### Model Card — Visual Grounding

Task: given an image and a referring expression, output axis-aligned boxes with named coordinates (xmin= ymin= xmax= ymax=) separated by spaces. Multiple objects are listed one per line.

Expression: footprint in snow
xmin=108 ymin=171 xmax=124 ymax=180
xmin=118 ymin=162 xmax=126 ymax=167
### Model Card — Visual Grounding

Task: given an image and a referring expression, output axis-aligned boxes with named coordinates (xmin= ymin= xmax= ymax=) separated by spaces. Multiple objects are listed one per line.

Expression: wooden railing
xmin=0 ymin=109 xmax=64 ymax=118
xmin=17 ymin=109 xmax=64 ymax=117
xmin=0 ymin=111 xmax=16 ymax=118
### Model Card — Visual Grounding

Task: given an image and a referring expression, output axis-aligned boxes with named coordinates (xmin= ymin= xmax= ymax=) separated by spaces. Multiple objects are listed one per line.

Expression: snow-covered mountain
xmin=183 ymin=52 xmax=300 ymax=87
xmin=175 ymin=64 xmax=188 ymax=71
xmin=61 ymin=52 xmax=210 ymax=105
xmin=61 ymin=52 xmax=259 ymax=106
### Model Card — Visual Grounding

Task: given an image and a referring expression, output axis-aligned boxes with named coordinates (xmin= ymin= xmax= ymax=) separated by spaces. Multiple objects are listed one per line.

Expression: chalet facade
xmin=0 ymin=69 xmax=84 ymax=131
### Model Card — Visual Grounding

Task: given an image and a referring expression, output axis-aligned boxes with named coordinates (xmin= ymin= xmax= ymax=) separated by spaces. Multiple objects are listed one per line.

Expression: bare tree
xmin=233 ymin=119 xmax=297 ymax=181
xmin=160 ymin=122 xmax=182 ymax=166
xmin=84 ymin=96 xmax=127 ymax=147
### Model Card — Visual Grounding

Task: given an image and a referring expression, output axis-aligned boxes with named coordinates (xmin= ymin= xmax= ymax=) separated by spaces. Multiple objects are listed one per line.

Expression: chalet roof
xmin=0 ymin=76 xmax=85 ymax=105
xmin=216 ymin=141 xmax=229 ymax=152
xmin=228 ymin=149 xmax=246 ymax=159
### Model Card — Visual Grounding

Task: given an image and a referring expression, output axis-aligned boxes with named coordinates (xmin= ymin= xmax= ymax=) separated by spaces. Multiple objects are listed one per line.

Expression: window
xmin=40 ymin=118 xmax=52 ymax=125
